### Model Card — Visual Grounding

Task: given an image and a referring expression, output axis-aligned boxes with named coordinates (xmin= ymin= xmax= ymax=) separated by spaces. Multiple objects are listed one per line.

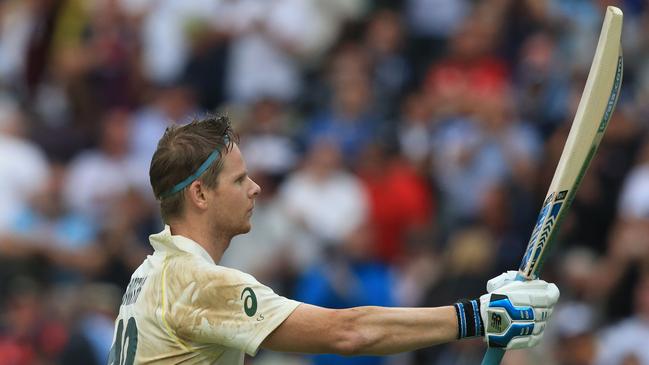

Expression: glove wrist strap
xmin=453 ymin=299 xmax=484 ymax=339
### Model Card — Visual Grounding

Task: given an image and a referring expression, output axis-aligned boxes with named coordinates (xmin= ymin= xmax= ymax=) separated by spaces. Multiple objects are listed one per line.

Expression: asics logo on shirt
xmin=241 ymin=287 xmax=258 ymax=317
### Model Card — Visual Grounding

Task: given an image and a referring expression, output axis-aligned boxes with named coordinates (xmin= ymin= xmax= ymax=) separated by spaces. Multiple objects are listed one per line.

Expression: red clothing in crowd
xmin=359 ymin=159 xmax=434 ymax=263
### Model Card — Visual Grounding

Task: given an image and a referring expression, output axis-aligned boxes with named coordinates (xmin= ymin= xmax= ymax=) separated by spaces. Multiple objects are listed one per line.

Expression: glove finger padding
xmin=480 ymin=279 xmax=559 ymax=350
xmin=486 ymin=270 xmax=518 ymax=292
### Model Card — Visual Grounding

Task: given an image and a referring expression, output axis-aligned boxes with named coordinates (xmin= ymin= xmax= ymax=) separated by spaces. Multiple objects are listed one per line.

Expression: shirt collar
xmin=149 ymin=225 xmax=215 ymax=265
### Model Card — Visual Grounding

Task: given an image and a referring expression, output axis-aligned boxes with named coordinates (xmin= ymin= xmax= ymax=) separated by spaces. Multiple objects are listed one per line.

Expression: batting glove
xmin=481 ymin=278 xmax=559 ymax=349
xmin=453 ymin=272 xmax=559 ymax=350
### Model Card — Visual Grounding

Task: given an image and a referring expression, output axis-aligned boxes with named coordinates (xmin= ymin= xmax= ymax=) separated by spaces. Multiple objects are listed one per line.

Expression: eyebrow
xmin=234 ymin=171 xmax=248 ymax=181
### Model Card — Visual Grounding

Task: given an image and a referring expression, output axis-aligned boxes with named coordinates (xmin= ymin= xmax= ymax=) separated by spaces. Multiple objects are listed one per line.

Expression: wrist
xmin=453 ymin=299 xmax=484 ymax=339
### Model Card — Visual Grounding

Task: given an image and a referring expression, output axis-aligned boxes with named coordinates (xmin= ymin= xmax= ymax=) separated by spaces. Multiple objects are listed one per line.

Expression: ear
xmin=186 ymin=180 xmax=209 ymax=211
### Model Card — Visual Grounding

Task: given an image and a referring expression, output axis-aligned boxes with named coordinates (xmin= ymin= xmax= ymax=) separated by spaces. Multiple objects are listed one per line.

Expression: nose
xmin=250 ymin=178 xmax=261 ymax=197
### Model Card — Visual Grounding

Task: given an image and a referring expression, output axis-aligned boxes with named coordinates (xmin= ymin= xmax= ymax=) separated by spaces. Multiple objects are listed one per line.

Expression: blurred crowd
xmin=0 ymin=0 xmax=648 ymax=364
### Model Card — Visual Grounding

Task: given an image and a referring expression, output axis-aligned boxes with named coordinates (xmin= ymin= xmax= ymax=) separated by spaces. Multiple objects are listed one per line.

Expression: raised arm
xmin=262 ymin=303 xmax=458 ymax=355
xmin=262 ymin=272 xmax=560 ymax=356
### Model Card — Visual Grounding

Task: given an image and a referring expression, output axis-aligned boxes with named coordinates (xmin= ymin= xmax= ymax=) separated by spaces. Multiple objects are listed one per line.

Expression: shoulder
xmin=165 ymin=254 xmax=259 ymax=289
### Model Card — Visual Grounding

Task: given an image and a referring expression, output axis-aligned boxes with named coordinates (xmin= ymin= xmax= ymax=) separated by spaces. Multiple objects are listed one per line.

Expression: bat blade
xmin=482 ymin=6 xmax=623 ymax=365
xmin=518 ymin=6 xmax=623 ymax=280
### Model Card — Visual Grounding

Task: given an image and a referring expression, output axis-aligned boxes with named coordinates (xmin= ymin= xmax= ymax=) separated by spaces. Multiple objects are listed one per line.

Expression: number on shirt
xmin=108 ymin=317 xmax=138 ymax=365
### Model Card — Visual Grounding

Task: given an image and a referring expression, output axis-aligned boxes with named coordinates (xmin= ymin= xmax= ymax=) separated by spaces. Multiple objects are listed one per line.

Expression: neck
xmin=169 ymin=219 xmax=231 ymax=263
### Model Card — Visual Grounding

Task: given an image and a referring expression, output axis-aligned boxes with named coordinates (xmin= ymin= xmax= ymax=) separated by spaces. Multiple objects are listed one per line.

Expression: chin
xmin=234 ymin=222 xmax=252 ymax=236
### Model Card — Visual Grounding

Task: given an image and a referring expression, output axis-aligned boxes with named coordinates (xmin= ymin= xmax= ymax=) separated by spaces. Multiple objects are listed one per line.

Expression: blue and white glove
xmin=454 ymin=271 xmax=560 ymax=350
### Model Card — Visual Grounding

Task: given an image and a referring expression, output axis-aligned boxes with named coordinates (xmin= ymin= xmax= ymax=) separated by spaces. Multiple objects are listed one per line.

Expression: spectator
xmin=304 ymin=44 xmax=381 ymax=165
xmin=356 ymin=142 xmax=434 ymax=264
xmin=130 ymin=84 xmax=199 ymax=179
xmin=477 ymin=182 xmax=535 ymax=271
xmin=397 ymin=92 xmax=433 ymax=169
xmin=295 ymin=222 xmax=395 ymax=365
xmin=59 ymin=283 xmax=122 ymax=365
xmin=0 ymin=162 xmax=101 ymax=283
xmin=278 ymin=139 xmax=368 ymax=269
xmin=618 ymin=139 xmax=649 ymax=220
xmin=423 ymin=14 xmax=509 ymax=119
xmin=63 ymin=108 xmax=147 ymax=222
xmin=429 ymin=86 xmax=541 ymax=229
xmin=0 ymin=99 xmax=48 ymax=233
xmin=220 ymin=0 xmax=367 ymax=103
xmin=404 ymin=0 xmax=470 ymax=80
xmin=238 ymin=98 xmax=299 ymax=178
xmin=127 ymin=0 xmax=219 ymax=85
xmin=92 ymin=189 xmax=155 ymax=290
xmin=363 ymin=8 xmax=411 ymax=120
xmin=513 ymin=31 xmax=570 ymax=138
xmin=0 ymin=1 xmax=36 ymax=88
xmin=0 ymin=277 xmax=69 ymax=365
xmin=222 ymin=0 xmax=306 ymax=103
xmin=595 ymin=268 xmax=649 ymax=365
xmin=416 ymin=226 xmax=498 ymax=364
xmin=551 ymin=301 xmax=598 ymax=365
xmin=181 ymin=18 xmax=229 ymax=111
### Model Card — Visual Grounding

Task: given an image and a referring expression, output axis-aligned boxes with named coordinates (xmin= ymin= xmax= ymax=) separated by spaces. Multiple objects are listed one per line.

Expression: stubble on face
xmin=209 ymin=145 xmax=258 ymax=240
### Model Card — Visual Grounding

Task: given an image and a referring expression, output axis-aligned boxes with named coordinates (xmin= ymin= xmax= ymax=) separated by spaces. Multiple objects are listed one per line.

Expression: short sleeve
xmin=163 ymin=257 xmax=301 ymax=356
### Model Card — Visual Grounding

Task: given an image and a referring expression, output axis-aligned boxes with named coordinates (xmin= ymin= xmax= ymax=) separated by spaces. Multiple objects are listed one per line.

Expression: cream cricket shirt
xmin=108 ymin=226 xmax=301 ymax=364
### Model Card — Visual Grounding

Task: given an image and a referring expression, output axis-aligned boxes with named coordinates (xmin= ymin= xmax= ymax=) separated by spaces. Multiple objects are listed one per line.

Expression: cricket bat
xmin=481 ymin=6 xmax=624 ymax=365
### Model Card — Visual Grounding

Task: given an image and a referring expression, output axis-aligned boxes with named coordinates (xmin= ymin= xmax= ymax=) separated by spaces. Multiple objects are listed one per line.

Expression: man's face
xmin=207 ymin=144 xmax=260 ymax=237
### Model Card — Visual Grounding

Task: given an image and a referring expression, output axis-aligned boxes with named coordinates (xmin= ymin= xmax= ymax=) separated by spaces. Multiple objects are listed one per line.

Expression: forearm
xmin=339 ymin=305 xmax=458 ymax=355
xmin=265 ymin=274 xmax=559 ymax=355
xmin=263 ymin=303 xmax=460 ymax=356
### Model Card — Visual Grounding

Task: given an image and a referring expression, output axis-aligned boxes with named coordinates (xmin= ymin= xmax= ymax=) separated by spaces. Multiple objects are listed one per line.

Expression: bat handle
xmin=481 ymin=348 xmax=506 ymax=365
xmin=480 ymin=272 xmax=528 ymax=364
